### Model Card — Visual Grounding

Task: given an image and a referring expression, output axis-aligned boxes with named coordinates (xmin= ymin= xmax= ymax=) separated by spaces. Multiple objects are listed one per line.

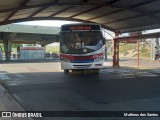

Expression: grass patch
xmin=119 ymin=43 xmax=137 ymax=53
xmin=119 ymin=43 xmax=150 ymax=58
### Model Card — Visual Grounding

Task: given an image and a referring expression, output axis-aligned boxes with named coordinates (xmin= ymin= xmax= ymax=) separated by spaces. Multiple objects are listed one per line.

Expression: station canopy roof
xmin=0 ymin=0 xmax=160 ymax=33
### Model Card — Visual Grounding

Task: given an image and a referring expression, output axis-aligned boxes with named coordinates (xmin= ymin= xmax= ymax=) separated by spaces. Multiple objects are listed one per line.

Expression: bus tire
xmin=64 ymin=70 xmax=69 ymax=75
xmin=94 ymin=69 xmax=100 ymax=74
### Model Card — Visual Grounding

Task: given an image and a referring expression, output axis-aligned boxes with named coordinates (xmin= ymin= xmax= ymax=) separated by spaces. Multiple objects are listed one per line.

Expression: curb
xmin=0 ymin=84 xmax=34 ymax=120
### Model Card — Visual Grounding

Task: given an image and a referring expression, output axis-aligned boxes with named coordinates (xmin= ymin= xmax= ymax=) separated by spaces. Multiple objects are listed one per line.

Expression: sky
xmin=16 ymin=20 xmax=80 ymax=27
xmin=143 ymin=28 xmax=160 ymax=34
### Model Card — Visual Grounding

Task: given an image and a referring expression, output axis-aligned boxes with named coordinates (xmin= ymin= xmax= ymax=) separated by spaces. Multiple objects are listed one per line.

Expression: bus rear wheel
xmin=64 ymin=70 xmax=69 ymax=75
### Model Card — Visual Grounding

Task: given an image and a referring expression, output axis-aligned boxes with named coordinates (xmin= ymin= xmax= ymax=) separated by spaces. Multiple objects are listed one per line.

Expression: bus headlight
xmin=60 ymin=57 xmax=70 ymax=62
xmin=93 ymin=54 xmax=103 ymax=62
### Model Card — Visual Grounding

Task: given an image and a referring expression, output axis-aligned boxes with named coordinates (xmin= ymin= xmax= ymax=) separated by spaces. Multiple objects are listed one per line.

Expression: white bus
xmin=60 ymin=23 xmax=105 ymax=74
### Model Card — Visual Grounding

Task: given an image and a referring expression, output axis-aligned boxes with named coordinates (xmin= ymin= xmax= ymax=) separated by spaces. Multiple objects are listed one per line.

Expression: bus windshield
xmin=60 ymin=31 xmax=103 ymax=54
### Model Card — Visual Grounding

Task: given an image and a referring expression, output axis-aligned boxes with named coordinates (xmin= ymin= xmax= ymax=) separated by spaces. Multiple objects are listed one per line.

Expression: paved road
xmin=0 ymin=60 xmax=160 ymax=120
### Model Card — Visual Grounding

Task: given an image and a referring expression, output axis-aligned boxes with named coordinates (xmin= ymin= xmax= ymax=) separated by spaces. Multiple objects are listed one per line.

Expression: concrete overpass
xmin=0 ymin=24 xmax=60 ymax=60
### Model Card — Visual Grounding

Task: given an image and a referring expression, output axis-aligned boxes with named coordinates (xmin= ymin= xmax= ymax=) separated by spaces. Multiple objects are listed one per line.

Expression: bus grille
xmin=73 ymin=64 xmax=92 ymax=68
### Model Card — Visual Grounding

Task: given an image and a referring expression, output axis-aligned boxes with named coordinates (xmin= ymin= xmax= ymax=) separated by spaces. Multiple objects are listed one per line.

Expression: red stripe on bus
xmin=60 ymin=53 xmax=103 ymax=61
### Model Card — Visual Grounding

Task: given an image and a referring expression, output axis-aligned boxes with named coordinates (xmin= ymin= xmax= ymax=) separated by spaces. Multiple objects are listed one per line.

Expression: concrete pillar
xmin=112 ymin=39 xmax=120 ymax=67
xmin=112 ymin=32 xmax=120 ymax=67
xmin=3 ymin=33 xmax=16 ymax=61
xmin=3 ymin=39 xmax=12 ymax=61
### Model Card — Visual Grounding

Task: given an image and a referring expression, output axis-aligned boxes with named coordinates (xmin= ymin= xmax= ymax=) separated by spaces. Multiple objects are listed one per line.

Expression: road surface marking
xmin=0 ymin=73 xmax=10 ymax=80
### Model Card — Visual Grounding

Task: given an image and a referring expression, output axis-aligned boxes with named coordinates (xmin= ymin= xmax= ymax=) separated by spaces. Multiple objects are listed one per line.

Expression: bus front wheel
xmin=94 ymin=69 xmax=100 ymax=74
xmin=64 ymin=70 xmax=69 ymax=75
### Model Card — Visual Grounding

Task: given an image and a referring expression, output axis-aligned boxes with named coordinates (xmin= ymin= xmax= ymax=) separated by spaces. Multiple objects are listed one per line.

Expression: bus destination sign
xmin=62 ymin=25 xmax=101 ymax=31
xmin=70 ymin=26 xmax=92 ymax=30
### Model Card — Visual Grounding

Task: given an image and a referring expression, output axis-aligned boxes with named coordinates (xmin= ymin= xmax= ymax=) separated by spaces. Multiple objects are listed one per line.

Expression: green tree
xmin=12 ymin=44 xmax=21 ymax=48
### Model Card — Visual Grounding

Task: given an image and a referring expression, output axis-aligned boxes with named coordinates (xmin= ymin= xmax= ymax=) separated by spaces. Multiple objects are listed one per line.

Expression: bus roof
xmin=61 ymin=23 xmax=100 ymax=27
